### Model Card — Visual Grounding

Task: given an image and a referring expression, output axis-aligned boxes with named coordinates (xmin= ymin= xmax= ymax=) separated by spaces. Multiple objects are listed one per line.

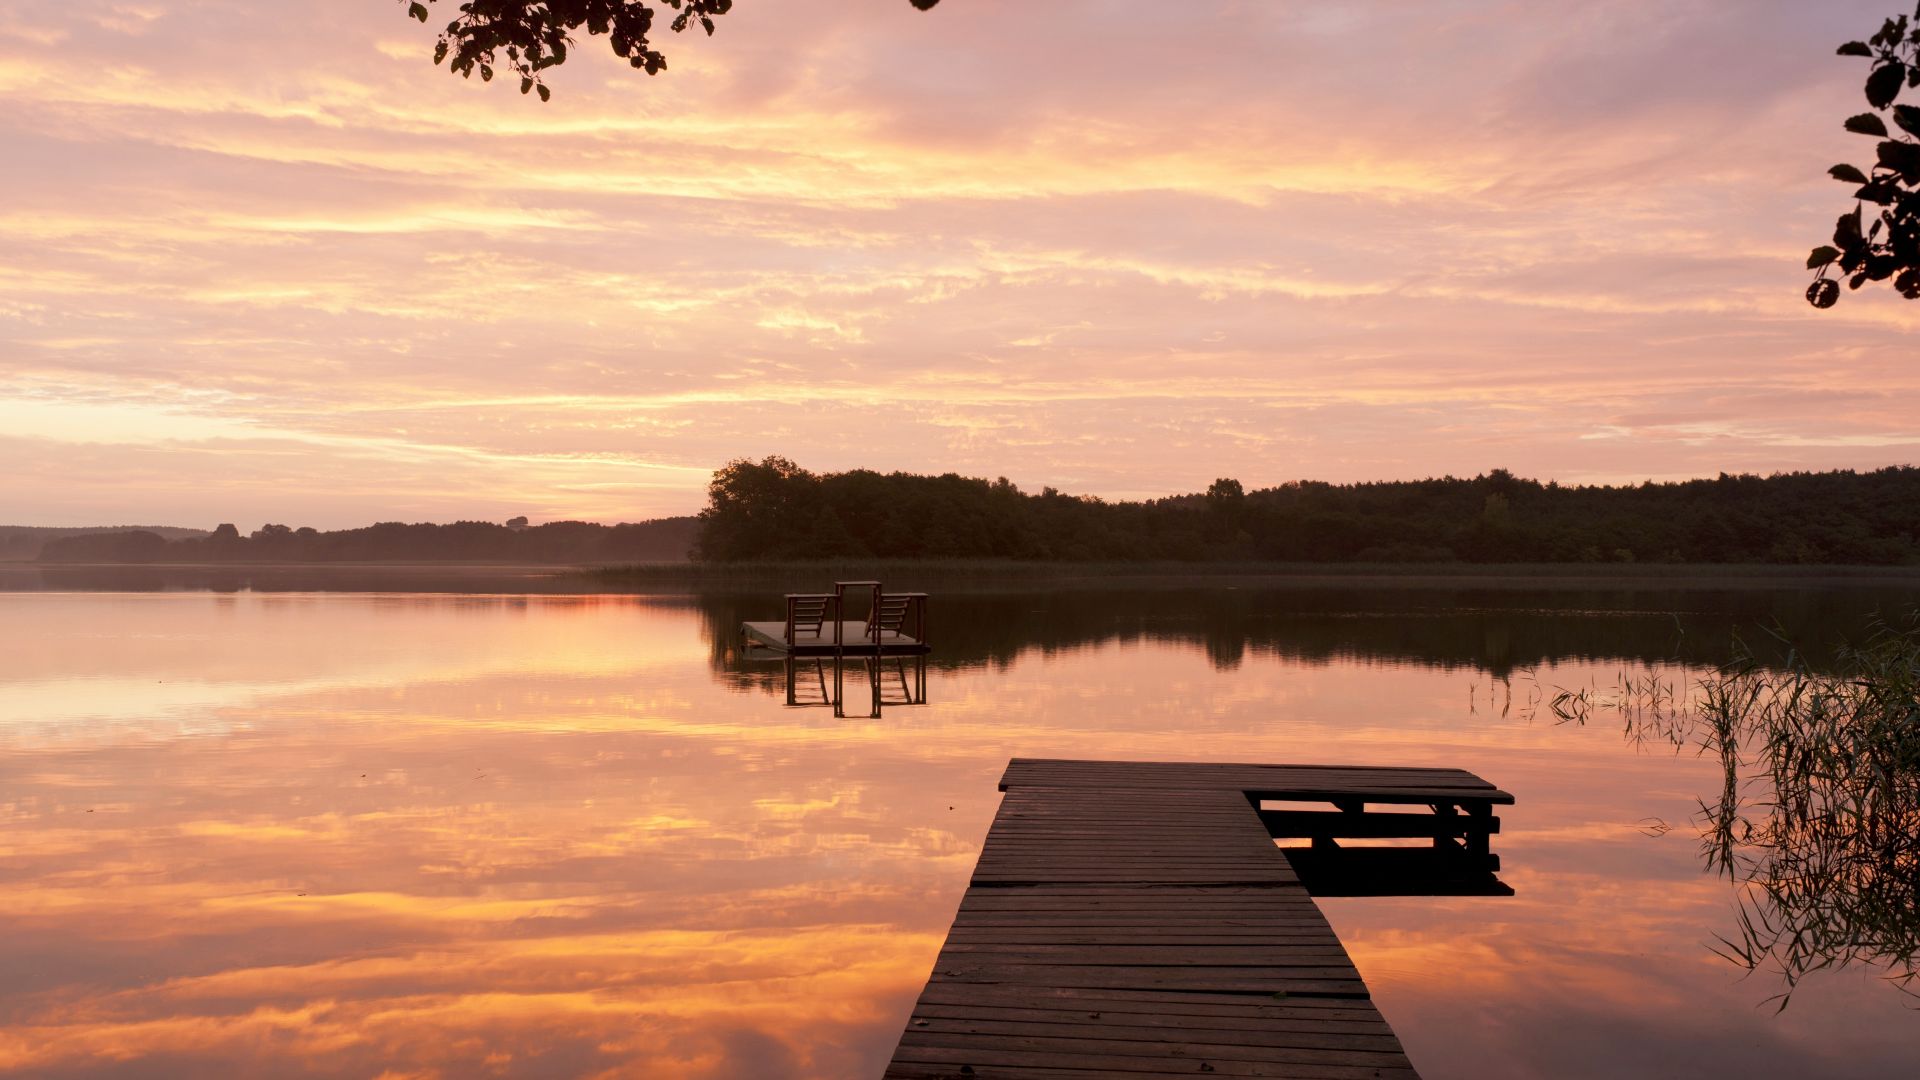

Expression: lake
xmin=3 ymin=568 xmax=1919 ymax=1078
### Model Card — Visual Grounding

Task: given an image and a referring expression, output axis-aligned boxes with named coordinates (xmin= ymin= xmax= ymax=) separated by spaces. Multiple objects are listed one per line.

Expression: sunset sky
xmin=4 ymin=0 xmax=1918 ymax=529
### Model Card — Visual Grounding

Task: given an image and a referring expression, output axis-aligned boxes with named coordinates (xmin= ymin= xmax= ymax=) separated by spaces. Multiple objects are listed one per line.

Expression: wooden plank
xmin=909 ymin=984 xmax=1393 ymax=1020
xmin=898 ymin=1026 xmax=1406 ymax=1055
xmin=887 ymin=1045 xmax=1415 ymax=1078
xmin=887 ymin=1066 xmax=1418 ymax=1080
xmin=1259 ymin=808 xmax=1502 ymax=838
xmin=999 ymin=758 xmax=1513 ymax=804
xmin=908 ymin=1003 xmax=1395 ymax=1035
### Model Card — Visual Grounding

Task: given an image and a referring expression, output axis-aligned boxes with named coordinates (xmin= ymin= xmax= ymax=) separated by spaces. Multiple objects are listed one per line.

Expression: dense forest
xmin=37 ymin=518 xmax=698 ymax=564
xmin=694 ymin=458 xmax=1920 ymax=565
xmin=27 ymin=460 xmax=1920 ymax=567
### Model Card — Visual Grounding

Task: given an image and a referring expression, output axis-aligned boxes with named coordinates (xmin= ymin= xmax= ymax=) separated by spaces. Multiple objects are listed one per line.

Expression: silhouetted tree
xmin=688 ymin=461 xmax=1920 ymax=566
xmin=695 ymin=456 xmax=824 ymax=560
xmin=398 ymin=0 xmax=938 ymax=100
xmin=38 ymin=530 xmax=170 ymax=563
xmin=1808 ymin=7 xmax=1920 ymax=306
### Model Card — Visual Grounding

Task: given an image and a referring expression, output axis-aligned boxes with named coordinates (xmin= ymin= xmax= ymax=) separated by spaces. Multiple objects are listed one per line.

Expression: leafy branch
xmin=400 ymin=1 xmax=939 ymax=101
xmin=1808 ymin=7 xmax=1920 ymax=307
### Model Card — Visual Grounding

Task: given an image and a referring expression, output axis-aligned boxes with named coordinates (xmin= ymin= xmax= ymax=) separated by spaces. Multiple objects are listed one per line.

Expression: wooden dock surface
xmin=741 ymin=620 xmax=931 ymax=656
xmin=885 ymin=758 xmax=1515 ymax=1078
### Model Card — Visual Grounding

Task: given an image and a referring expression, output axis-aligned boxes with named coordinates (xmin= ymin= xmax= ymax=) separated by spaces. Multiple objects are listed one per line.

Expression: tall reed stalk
xmin=1695 ymin=618 xmax=1920 ymax=1008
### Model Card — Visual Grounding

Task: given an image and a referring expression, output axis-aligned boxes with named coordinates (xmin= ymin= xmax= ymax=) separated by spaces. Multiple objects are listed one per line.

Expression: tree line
xmin=33 ymin=461 xmax=1920 ymax=567
xmin=694 ymin=458 xmax=1920 ymax=565
xmin=1 ymin=525 xmax=209 ymax=562
xmin=38 ymin=517 xmax=698 ymax=564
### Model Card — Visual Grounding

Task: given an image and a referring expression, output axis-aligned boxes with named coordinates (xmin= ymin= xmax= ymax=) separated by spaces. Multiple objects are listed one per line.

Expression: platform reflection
xmin=777 ymin=654 xmax=929 ymax=717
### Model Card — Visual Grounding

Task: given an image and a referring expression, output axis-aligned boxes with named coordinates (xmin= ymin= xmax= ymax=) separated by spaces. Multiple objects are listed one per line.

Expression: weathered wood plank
xmin=887 ymin=1045 xmax=1417 ymax=1078
xmin=908 ymin=984 xmax=1393 ymax=1019
xmin=999 ymin=757 xmax=1513 ymax=804
xmin=887 ymin=1066 xmax=1418 ymax=1080
xmin=908 ymin=1003 xmax=1396 ymax=1036
xmin=895 ymin=1031 xmax=1412 ymax=1069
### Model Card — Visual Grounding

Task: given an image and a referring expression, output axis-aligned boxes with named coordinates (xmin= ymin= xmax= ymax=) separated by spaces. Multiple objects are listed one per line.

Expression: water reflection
xmin=2 ymin=585 xmax=1917 ymax=1078
xmin=694 ymin=580 xmax=1920 ymax=680
xmin=1554 ymin=624 xmax=1920 ymax=1009
xmin=775 ymin=655 xmax=929 ymax=716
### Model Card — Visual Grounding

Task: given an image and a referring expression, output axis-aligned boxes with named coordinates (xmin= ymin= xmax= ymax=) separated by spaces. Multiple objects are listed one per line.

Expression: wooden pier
xmin=885 ymin=757 xmax=1514 ymax=1078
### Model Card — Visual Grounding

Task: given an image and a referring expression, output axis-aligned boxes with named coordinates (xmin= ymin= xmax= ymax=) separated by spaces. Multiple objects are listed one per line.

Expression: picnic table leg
xmin=1465 ymin=803 xmax=1493 ymax=861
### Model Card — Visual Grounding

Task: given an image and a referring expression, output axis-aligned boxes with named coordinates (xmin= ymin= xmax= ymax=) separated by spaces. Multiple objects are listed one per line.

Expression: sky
xmin=3 ymin=0 xmax=1919 ymax=529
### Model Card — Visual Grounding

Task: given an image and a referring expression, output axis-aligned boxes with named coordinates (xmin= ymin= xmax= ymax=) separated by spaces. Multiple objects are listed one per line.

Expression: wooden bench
xmin=884 ymin=757 xmax=1514 ymax=1078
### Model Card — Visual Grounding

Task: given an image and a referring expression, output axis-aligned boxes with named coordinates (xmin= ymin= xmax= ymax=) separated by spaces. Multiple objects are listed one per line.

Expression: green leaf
xmin=408 ymin=2 xmax=429 ymax=22
xmin=520 ymin=76 xmax=534 ymax=94
xmin=1866 ymin=62 xmax=1905 ymax=108
xmin=1845 ymin=112 xmax=1889 ymax=136
xmin=1829 ymin=163 xmax=1870 ymax=184
xmin=1838 ymin=41 xmax=1873 ymax=57
xmin=1807 ymin=245 xmax=1841 ymax=269
xmin=1894 ymin=104 xmax=1920 ymax=138
xmin=536 ymin=83 xmax=551 ymax=102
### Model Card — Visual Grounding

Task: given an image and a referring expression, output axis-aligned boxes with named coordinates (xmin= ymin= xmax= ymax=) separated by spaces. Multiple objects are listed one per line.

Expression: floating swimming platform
xmin=741 ymin=580 xmax=930 ymax=656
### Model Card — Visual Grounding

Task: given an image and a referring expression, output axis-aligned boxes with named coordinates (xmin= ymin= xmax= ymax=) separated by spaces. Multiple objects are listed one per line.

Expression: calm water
xmin=3 ymin=573 xmax=1919 ymax=1078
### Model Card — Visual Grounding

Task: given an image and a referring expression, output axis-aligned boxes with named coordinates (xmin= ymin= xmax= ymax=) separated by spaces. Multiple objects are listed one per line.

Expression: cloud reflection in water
xmin=1 ymin=588 xmax=1917 ymax=1077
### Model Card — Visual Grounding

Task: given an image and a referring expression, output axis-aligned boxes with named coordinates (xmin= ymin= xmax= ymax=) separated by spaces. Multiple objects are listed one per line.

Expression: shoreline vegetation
xmin=10 ymin=559 xmax=1920 ymax=603
xmin=20 ymin=461 xmax=1920 ymax=570
xmin=583 ymin=559 xmax=1920 ymax=590
xmin=29 ymin=517 xmax=698 ymax=566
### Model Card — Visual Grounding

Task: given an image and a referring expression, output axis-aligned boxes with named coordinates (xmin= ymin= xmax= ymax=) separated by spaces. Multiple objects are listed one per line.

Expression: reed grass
xmin=1696 ymin=618 xmax=1920 ymax=1009
xmin=1549 ymin=616 xmax=1920 ymax=1008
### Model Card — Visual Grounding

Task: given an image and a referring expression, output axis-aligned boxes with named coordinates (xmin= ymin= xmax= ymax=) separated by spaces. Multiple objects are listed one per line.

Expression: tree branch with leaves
xmin=400 ymin=0 xmax=939 ymax=101
xmin=1808 ymin=7 xmax=1920 ymax=307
